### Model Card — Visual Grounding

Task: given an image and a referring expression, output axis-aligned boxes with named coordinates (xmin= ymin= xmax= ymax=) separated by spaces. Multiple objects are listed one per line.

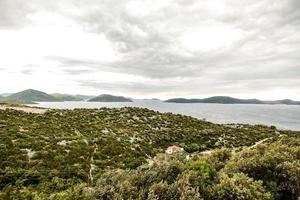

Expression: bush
xmin=148 ymin=182 xmax=180 ymax=200
xmin=213 ymin=173 xmax=272 ymax=200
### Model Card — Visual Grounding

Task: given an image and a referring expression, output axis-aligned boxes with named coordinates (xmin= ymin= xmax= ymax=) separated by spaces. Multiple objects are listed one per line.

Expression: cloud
xmin=0 ymin=0 xmax=32 ymax=28
xmin=0 ymin=0 xmax=299 ymax=99
xmin=20 ymin=69 xmax=33 ymax=75
xmin=68 ymin=0 xmax=300 ymax=80
xmin=63 ymin=69 xmax=93 ymax=75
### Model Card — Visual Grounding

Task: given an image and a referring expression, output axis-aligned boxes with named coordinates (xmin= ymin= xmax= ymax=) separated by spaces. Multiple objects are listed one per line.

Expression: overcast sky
xmin=0 ymin=0 xmax=300 ymax=100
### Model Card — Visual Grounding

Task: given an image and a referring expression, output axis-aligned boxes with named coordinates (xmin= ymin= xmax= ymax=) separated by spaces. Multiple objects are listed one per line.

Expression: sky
xmin=0 ymin=0 xmax=300 ymax=100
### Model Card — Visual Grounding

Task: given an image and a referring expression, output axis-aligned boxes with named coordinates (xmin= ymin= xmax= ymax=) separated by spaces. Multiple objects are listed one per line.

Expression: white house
xmin=166 ymin=145 xmax=184 ymax=154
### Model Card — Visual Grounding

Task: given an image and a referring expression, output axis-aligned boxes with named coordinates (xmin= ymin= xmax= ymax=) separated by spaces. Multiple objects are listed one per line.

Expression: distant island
xmin=1 ymin=90 xmax=299 ymax=105
xmin=88 ymin=94 xmax=133 ymax=102
xmin=0 ymin=89 xmax=133 ymax=103
xmin=1 ymin=89 xmax=60 ymax=104
xmin=165 ymin=96 xmax=300 ymax=105
xmin=0 ymin=89 xmax=86 ymax=103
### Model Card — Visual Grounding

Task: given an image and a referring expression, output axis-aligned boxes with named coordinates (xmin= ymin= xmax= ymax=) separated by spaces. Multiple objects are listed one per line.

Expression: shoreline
xmin=0 ymin=104 xmax=47 ymax=114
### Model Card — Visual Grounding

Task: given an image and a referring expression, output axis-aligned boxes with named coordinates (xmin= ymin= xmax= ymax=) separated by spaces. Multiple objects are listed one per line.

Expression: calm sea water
xmin=34 ymin=100 xmax=300 ymax=131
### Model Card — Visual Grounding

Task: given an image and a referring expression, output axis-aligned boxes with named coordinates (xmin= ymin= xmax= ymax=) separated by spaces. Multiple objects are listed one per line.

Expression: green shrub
xmin=213 ymin=173 xmax=272 ymax=200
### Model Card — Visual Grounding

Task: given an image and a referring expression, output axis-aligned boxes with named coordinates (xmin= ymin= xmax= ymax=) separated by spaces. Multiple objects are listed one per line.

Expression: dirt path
xmin=200 ymin=136 xmax=274 ymax=156
xmin=88 ymin=145 xmax=98 ymax=185
xmin=248 ymin=137 xmax=270 ymax=149
xmin=0 ymin=105 xmax=47 ymax=114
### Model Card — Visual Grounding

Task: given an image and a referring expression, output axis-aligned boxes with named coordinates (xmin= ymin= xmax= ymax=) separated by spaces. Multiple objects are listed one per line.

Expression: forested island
xmin=0 ymin=89 xmax=84 ymax=104
xmin=0 ymin=106 xmax=299 ymax=199
xmin=165 ymin=96 xmax=300 ymax=105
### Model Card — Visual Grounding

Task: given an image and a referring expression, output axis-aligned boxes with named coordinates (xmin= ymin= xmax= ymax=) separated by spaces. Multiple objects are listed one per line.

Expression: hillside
xmin=4 ymin=90 xmax=88 ymax=103
xmin=1 ymin=107 xmax=299 ymax=199
xmin=6 ymin=89 xmax=60 ymax=102
xmin=75 ymin=94 xmax=95 ymax=101
xmin=165 ymin=96 xmax=299 ymax=105
xmin=0 ymin=95 xmax=35 ymax=104
xmin=88 ymin=94 xmax=133 ymax=102
xmin=52 ymin=93 xmax=84 ymax=101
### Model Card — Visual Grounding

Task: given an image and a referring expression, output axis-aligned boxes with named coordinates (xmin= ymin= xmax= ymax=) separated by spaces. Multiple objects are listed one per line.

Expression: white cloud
xmin=180 ymin=25 xmax=244 ymax=52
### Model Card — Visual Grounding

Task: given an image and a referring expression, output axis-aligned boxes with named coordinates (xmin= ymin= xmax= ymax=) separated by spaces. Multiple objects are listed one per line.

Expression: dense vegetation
xmin=0 ymin=107 xmax=299 ymax=199
xmin=88 ymin=94 xmax=133 ymax=102
xmin=165 ymin=96 xmax=300 ymax=105
xmin=74 ymin=136 xmax=299 ymax=200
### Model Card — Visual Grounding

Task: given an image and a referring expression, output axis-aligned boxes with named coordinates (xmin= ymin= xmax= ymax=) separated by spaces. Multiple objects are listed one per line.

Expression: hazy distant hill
xmin=6 ymin=89 xmax=60 ymax=102
xmin=0 ymin=94 xmax=34 ymax=104
xmin=142 ymin=98 xmax=161 ymax=101
xmin=88 ymin=94 xmax=133 ymax=102
xmin=51 ymin=93 xmax=83 ymax=101
xmin=265 ymin=99 xmax=300 ymax=105
xmin=0 ymin=93 xmax=12 ymax=97
xmin=75 ymin=95 xmax=95 ymax=101
xmin=165 ymin=96 xmax=299 ymax=105
xmin=165 ymin=96 xmax=263 ymax=104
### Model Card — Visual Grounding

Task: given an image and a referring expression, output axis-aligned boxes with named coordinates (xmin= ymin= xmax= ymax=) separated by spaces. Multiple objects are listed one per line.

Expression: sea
xmin=33 ymin=100 xmax=300 ymax=131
